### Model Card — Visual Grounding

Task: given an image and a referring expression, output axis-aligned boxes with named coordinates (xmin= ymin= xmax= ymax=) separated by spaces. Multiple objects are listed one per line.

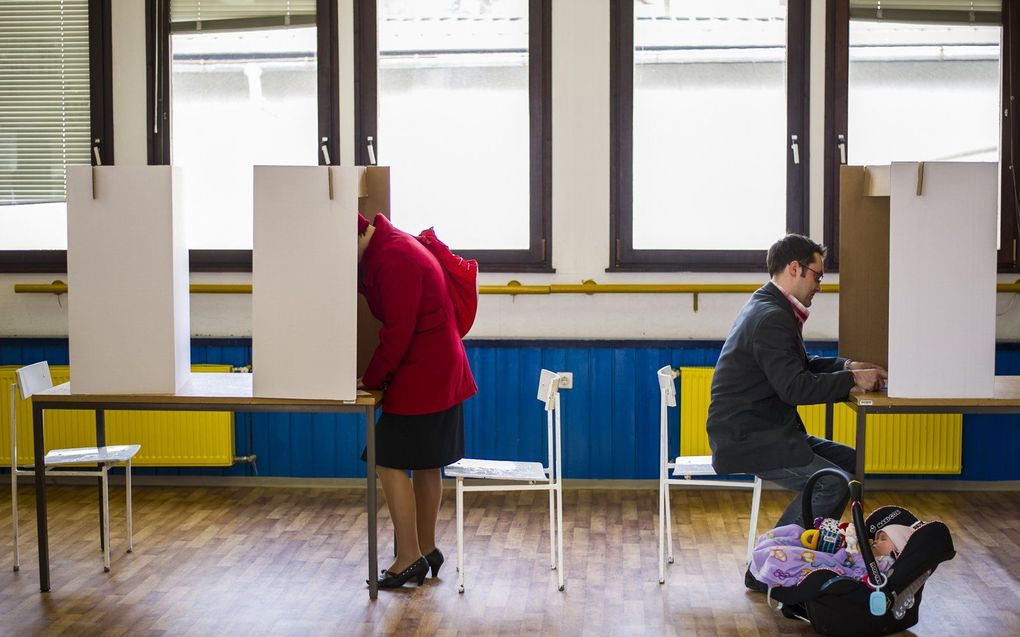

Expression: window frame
xmin=0 ymin=0 xmax=114 ymax=273
xmin=146 ymin=0 xmax=340 ymax=272
xmin=608 ymin=0 xmax=811 ymax=272
xmin=354 ymin=0 xmax=553 ymax=273
xmin=824 ymin=0 xmax=1016 ymax=271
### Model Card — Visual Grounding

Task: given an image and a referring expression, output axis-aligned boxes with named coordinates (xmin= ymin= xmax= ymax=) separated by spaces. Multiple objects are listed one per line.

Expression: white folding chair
xmin=9 ymin=361 xmax=140 ymax=572
xmin=657 ymin=365 xmax=762 ymax=584
xmin=445 ymin=369 xmax=570 ymax=593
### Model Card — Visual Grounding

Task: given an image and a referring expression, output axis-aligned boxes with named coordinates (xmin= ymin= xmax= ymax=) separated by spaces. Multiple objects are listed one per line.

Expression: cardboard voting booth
xmin=355 ymin=167 xmax=390 ymax=380
xmin=252 ymin=165 xmax=389 ymax=400
xmin=66 ymin=165 xmax=191 ymax=394
xmin=839 ymin=162 xmax=997 ymax=398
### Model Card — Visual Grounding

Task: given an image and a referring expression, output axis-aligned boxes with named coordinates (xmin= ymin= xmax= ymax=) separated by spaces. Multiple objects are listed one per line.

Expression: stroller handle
xmin=801 ymin=468 xmax=884 ymax=589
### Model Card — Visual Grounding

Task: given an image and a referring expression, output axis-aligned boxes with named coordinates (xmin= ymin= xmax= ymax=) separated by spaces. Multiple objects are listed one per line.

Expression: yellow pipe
xmin=14 ymin=282 xmax=69 ymax=294
xmin=190 ymin=284 xmax=252 ymax=294
xmin=549 ymin=281 xmax=824 ymax=294
xmin=480 ymin=280 xmax=548 ymax=295
xmin=13 ymin=281 xmax=255 ymax=295
xmin=14 ymin=280 xmax=1020 ymax=295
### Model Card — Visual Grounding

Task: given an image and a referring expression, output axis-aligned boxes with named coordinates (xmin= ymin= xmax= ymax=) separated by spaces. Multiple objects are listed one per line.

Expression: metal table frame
xmin=29 ymin=374 xmax=382 ymax=598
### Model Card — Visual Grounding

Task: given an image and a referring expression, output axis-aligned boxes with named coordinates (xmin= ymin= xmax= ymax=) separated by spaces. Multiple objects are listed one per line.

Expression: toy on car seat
xmin=843 ymin=522 xmax=860 ymax=555
xmin=801 ymin=517 xmax=847 ymax=554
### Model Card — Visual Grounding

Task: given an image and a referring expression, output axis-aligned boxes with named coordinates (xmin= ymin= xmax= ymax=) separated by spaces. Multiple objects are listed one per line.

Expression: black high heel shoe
xmin=424 ymin=548 xmax=445 ymax=578
xmin=374 ymin=556 xmax=429 ymax=589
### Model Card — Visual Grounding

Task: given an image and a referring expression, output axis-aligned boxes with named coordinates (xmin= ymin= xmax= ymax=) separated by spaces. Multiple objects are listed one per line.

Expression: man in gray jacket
xmin=706 ymin=234 xmax=886 ymax=590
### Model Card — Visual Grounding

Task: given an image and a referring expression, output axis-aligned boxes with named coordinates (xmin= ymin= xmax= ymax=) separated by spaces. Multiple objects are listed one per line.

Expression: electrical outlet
xmin=558 ymin=372 xmax=573 ymax=389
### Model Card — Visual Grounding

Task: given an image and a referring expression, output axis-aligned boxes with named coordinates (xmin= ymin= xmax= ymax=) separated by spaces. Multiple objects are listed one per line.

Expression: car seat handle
xmin=800 ymin=468 xmax=851 ymax=527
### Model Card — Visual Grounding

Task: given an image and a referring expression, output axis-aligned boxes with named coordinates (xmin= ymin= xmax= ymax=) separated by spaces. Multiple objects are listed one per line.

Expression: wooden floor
xmin=0 ymin=483 xmax=1017 ymax=636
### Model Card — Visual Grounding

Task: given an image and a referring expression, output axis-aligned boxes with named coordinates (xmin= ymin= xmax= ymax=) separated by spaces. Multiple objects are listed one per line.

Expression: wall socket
xmin=557 ymin=372 xmax=573 ymax=389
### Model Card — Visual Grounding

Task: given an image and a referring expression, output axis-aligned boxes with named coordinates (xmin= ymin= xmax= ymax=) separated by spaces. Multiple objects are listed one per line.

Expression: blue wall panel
xmin=613 ymin=348 xmax=637 ymax=479
xmin=3 ymin=338 xmax=1020 ymax=481
xmin=289 ymin=413 xmax=314 ymax=478
xmin=589 ymin=348 xmax=614 ymax=479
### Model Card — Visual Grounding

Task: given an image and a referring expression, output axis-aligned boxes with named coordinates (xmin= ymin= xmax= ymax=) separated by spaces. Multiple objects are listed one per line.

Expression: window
xmin=824 ymin=0 xmax=1009 ymax=269
xmin=149 ymin=0 xmax=337 ymax=271
xmin=0 ymin=0 xmax=112 ymax=272
xmin=355 ymin=0 xmax=552 ymax=271
xmin=610 ymin=0 xmax=810 ymax=271
xmin=848 ymin=22 xmax=999 ymax=166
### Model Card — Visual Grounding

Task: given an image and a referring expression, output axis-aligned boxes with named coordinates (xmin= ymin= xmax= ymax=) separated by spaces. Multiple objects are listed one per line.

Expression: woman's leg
xmin=377 ymin=466 xmax=422 ymax=572
xmin=412 ymin=468 xmax=443 ymax=554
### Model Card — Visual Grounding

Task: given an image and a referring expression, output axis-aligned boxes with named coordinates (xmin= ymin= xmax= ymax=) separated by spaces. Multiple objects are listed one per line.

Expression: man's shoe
xmin=745 ymin=567 xmax=768 ymax=593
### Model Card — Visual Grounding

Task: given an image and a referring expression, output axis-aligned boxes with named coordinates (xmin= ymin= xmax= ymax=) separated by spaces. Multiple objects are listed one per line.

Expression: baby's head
xmin=870 ymin=524 xmax=915 ymax=559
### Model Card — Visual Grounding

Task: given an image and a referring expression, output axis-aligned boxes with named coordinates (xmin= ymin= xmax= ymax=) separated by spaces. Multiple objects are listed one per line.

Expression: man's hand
xmin=847 ymin=360 xmax=885 ymax=373
xmin=850 ymin=365 xmax=887 ymax=392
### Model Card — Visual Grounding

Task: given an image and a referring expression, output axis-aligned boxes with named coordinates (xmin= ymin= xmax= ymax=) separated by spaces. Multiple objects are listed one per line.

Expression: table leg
xmin=96 ymin=409 xmax=106 ymax=551
xmin=825 ymin=403 xmax=834 ymax=440
xmin=855 ymin=407 xmax=867 ymax=482
xmin=367 ymin=405 xmax=378 ymax=600
xmin=33 ymin=402 xmax=49 ymax=592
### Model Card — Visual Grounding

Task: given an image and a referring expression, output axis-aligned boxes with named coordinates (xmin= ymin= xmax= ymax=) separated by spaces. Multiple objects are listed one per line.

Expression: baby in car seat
xmin=749 ymin=522 xmax=916 ymax=589
xmin=868 ymin=523 xmax=915 ymax=572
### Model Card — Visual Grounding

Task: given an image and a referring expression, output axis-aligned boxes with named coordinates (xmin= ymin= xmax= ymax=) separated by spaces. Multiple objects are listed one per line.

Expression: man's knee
xmin=839 ymin=453 xmax=856 ymax=475
xmin=810 ymin=475 xmax=851 ymax=518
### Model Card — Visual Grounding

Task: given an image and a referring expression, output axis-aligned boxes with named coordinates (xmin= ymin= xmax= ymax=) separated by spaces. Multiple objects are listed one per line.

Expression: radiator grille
xmin=1 ymin=364 xmax=235 ymax=467
xmin=678 ymin=366 xmax=962 ymax=474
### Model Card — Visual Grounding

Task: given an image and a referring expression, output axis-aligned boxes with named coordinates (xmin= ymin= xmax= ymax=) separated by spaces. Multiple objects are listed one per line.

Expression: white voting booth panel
xmin=67 ymin=165 xmax=191 ymax=394
xmin=887 ymin=162 xmax=997 ymax=398
xmin=252 ymin=166 xmax=358 ymax=401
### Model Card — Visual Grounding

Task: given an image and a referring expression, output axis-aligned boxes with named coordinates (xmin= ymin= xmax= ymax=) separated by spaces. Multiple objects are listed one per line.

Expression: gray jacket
xmin=707 ymin=282 xmax=855 ymax=474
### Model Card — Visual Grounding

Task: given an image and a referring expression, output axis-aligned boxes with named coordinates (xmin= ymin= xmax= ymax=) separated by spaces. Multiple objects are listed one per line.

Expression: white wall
xmin=4 ymin=0 xmax=1020 ymax=342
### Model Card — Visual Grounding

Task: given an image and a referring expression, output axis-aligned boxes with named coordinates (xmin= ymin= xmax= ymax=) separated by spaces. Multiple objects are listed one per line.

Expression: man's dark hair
xmin=766 ymin=234 xmax=826 ymax=277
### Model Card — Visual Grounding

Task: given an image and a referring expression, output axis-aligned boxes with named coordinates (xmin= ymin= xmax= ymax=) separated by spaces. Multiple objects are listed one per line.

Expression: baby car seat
xmin=763 ymin=468 xmax=956 ymax=636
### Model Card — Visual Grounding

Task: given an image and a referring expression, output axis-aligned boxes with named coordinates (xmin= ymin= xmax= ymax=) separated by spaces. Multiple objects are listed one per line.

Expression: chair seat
xmin=44 ymin=444 xmax=141 ymax=467
xmin=445 ymin=458 xmax=549 ymax=482
xmin=670 ymin=455 xmax=717 ymax=478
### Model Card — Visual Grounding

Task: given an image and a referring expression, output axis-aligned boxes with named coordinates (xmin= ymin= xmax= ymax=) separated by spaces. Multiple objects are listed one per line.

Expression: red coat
xmin=358 ymin=214 xmax=477 ymax=415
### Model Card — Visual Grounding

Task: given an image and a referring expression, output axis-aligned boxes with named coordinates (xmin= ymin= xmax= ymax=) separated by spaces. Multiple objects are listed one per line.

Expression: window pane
xmin=377 ymin=0 xmax=530 ymax=250
xmin=0 ymin=0 xmax=91 ymax=250
xmin=632 ymin=0 xmax=787 ymax=251
xmin=170 ymin=27 xmax=318 ymax=250
xmin=847 ymin=21 xmax=1001 ymax=165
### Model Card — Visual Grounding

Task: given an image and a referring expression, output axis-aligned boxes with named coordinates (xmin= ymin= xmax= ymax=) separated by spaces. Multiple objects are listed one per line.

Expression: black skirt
xmin=360 ymin=402 xmax=465 ymax=470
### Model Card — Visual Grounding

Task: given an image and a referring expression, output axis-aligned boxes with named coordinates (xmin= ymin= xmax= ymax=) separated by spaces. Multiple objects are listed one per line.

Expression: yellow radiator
xmin=1 ymin=364 xmax=235 ymax=467
xmin=677 ymin=366 xmax=962 ymax=474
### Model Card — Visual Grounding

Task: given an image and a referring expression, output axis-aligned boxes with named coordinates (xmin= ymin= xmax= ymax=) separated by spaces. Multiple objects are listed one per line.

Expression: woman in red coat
xmin=357 ymin=212 xmax=477 ymax=589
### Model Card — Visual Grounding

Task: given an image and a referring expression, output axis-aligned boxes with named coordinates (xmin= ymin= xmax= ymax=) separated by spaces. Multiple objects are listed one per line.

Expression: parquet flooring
xmin=0 ymin=484 xmax=1017 ymax=636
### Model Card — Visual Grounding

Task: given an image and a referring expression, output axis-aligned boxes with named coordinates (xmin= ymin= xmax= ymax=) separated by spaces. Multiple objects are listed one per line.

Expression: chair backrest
xmin=657 ymin=365 xmax=677 ymax=467
xmin=10 ymin=361 xmax=52 ymax=469
xmin=537 ymin=369 xmax=561 ymax=411
xmin=537 ymin=369 xmax=568 ymax=478
xmin=657 ymin=365 xmax=677 ymax=408
xmin=15 ymin=361 xmax=53 ymax=400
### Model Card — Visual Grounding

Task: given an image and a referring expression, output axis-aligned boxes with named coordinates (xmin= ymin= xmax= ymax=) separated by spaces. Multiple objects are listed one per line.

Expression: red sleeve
xmin=361 ymin=258 xmax=422 ymax=389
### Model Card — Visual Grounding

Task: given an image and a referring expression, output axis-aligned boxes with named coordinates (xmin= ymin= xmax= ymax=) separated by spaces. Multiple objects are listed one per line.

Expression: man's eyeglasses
xmin=804 ymin=265 xmax=824 ymax=282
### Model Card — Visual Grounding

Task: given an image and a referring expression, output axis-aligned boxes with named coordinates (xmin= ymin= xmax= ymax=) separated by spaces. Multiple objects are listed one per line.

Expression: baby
xmin=868 ymin=523 xmax=915 ymax=572
xmin=749 ymin=522 xmax=916 ymax=590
